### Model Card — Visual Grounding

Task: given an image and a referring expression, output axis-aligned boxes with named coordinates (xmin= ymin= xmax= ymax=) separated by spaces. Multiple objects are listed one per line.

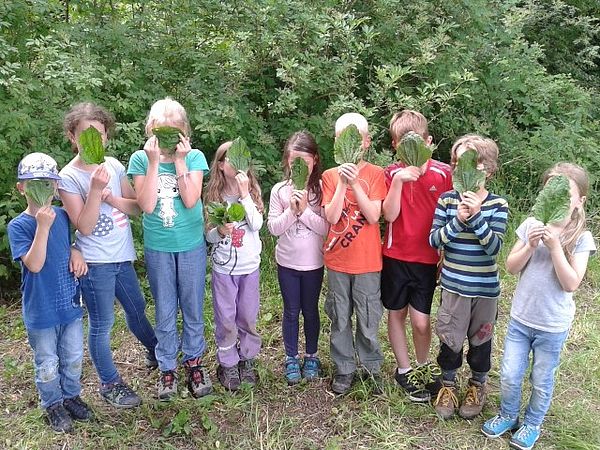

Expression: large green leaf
xmin=453 ymin=149 xmax=486 ymax=194
xmin=532 ymin=175 xmax=571 ymax=225
xmin=24 ymin=180 xmax=54 ymax=206
xmin=334 ymin=125 xmax=363 ymax=165
xmin=291 ymin=157 xmax=309 ymax=189
xmin=152 ymin=126 xmax=182 ymax=155
xmin=79 ymin=126 xmax=105 ymax=164
xmin=395 ymin=131 xmax=432 ymax=167
xmin=228 ymin=137 xmax=251 ymax=172
xmin=226 ymin=203 xmax=246 ymax=222
xmin=207 ymin=201 xmax=246 ymax=226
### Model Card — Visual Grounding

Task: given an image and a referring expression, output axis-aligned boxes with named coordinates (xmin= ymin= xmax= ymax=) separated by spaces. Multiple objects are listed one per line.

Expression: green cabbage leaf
xmin=396 ymin=131 xmax=432 ymax=167
xmin=79 ymin=126 xmax=105 ymax=164
xmin=207 ymin=202 xmax=246 ymax=226
xmin=291 ymin=157 xmax=309 ymax=189
xmin=228 ymin=137 xmax=251 ymax=173
xmin=334 ymin=125 xmax=363 ymax=165
xmin=453 ymin=149 xmax=486 ymax=194
xmin=532 ymin=175 xmax=571 ymax=225
xmin=25 ymin=180 xmax=55 ymax=206
xmin=152 ymin=126 xmax=182 ymax=154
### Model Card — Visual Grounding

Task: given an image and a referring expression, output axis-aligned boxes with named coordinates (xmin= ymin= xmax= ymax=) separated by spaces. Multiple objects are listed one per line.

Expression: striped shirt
xmin=429 ymin=191 xmax=508 ymax=298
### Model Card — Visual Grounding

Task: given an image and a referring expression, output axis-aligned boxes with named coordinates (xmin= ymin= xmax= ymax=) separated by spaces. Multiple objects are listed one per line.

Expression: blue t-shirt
xmin=127 ymin=149 xmax=209 ymax=252
xmin=7 ymin=207 xmax=83 ymax=330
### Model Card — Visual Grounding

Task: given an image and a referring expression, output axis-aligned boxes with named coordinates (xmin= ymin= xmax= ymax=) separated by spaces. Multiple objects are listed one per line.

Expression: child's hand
xmin=101 ymin=187 xmax=113 ymax=205
xmin=292 ymin=189 xmax=308 ymax=214
xmin=392 ymin=166 xmax=421 ymax=184
xmin=339 ymin=163 xmax=358 ymax=186
xmin=461 ymin=191 xmax=483 ymax=217
xmin=35 ymin=205 xmax=56 ymax=230
xmin=174 ymin=134 xmax=191 ymax=160
xmin=235 ymin=171 xmax=250 ymax=199
xmin=456 ymin=201 xmax=470 ymax=223
xmin=217 ymin=223 xmax=235 ymax=237
xmin=143 ymin=136 xmax=161 ymax=164
xmin=542 ymin=226 xmax=561 ymax=251
xmin=527 ymin=220 xmax=545 ymax=248
xmin=69 ymin=248 xmax=88 ymax=278
xmin=90 ymin=164 xmax=110 ymax=192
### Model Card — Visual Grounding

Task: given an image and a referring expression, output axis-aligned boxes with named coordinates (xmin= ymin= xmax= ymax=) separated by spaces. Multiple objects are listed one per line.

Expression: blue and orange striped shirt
xmin=429 ymin=191 xmax=508 ymax=298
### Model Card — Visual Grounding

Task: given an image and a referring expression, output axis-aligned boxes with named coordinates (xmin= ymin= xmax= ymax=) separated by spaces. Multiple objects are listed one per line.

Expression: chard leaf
xmin=228 ymin=137 xmax=251 ymax=173
xmin=291 ymin=157 xmax=309 ymax=189
xmin=396 ymin=131 xmax=432 ymax=167
xmin=152 ymin=126 xmax=182 ymax=155
xmin=25 ymin=180 xmax=55 ymax=206
xmin=334 ymin=125 xmax=363 ymax=165
xmin=207 ymin=202 xmax=227 ymax=226
xmin=453 ymin=149 xmax=486 ymax=194
xmin=532 ymin=175 xmax=571 ymax=225
xmin=226 ymin=203 xmax=246 ymax=222
xmin=79 ymin=126 xmax=105 ymax=164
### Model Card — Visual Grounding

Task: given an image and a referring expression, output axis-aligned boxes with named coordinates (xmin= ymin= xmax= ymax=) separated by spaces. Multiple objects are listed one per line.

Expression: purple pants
xmin=211 ymin=269 xmax=261 ymax=368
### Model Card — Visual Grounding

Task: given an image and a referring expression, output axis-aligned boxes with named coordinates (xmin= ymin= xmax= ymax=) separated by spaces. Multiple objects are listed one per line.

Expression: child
xmin=128 ymin=98 xmax=212 ymax=400
xmin=482 ymin=163 xmax=596 ymax=450
xmin=322 ymin=112 xmax=386 ymax=395
xmin=204 ymin=140 xmax=264 ymax=391
xmin=267 ymin=131 xmax=329 ymax=385
xmin=8 ymin=153 xmax=92 ymax=432
xmin=382 ymin=110 xmax=452 ymax=402
xmin=60 ymin=102 xmax=158 ymax=408
xmin=429 ymin=134 xmax=508 ymax=419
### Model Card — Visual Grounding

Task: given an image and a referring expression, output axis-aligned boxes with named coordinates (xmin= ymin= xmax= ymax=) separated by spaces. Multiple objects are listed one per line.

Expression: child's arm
xmin=101 ymin=176 xmax=142 ymax=216
xmin=382 ymin=167 xmax=420 ymax=222
xmin=69 ymin=247 xmax=88 ymax=278
xmin=324 ymin=171 xmax=346 ymax=225
xmin=463 ymin=192 xmax=508 ymax=256
xmin=132 ymin=138 xmax=160 ymax=214
xmin=206 ymin=223 xmax=234 ymax=243
xmin=341 ymin=163 xmax=381 ymax=224
xmin=543 ymin=228 xmax=591 ymax=292
xmin=505 ymin=220 xmax=544 ymax=274
xmin=60 ymin=165 xmax=109 ymax=236
xmin=429 ymin=195 xmax=467 ymax=248
xmin=20 ymin=206 xmax=55 ymax=273
xmin=237 ymin=172 xmax=263 ymax=231
xmin=298 ymin=201 xmax=329 ymax=236
xmin=174 ymin=137 xmax=203 ymax=209
xmin=267 ymin=185 xmax=296 ymax=236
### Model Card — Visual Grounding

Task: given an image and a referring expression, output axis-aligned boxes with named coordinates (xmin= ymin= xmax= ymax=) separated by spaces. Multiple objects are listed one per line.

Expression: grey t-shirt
xmin=510 ymin=217 xmax=596 ymax=332
xmin=59 ymin=157 xmax=137 ymax=263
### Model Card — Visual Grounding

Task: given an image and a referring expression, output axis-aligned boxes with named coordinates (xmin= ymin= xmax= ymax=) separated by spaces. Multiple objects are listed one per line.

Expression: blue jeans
xmin=145 ymin=243 xmax=207 ymax=371
xmin=80 ymin=262 xmax=157 ymax=384
xmin=499 ymin=318 xmax=569 ymax=427
xmin=27 ymin=318 xmax=84 ymax=408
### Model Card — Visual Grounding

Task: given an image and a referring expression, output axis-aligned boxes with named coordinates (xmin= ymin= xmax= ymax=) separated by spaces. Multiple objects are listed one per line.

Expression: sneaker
xmin=331 ymin=372 xmax=354 ymax=395
xmin=101 ymin=380 xmax=142 ymax=408
xmin=239 ymin=359 xmax=257 ymax=387
xmin=157 ymin=370 xmax=178 ymax=401
xmin=395 ymin=368 xmax=430 ymax=402
xmin=482 ymin=414 xmax=519 ymax=439
xmin=63 ymin=396 xmax=94 ymax=421
xmin=217 ymin=364 xmax=241 ymax=391
xmin=459 ymin=379 xmax=487 ymax=419
xmin=145 ymin=348 xmax=158 ymax=370
xmin=284 ymin=356 xmax=302 ymax=385
xmin=183 ymin=358 xmax=213 ymax=398
xmin=510 ymin=424 xmax=541 ymax=450
xmin=434 ymin=380 xmax=459 ymax=419
xmin=301 ymin=355 xmax=321 ymax=381
xmin=46 ymin=402 xmax=73 ymax=433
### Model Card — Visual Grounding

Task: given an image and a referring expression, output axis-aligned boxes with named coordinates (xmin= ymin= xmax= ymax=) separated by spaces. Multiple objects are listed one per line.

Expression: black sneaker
xmin=46 ymin=402 xmax=73 ymax=433
xmin=101 ymin=380 xmax=142 ymax=408
xmin=394 ymin=368 xmax=430 ymax=402
xmin=217 ymin=364 xmax=241 ymax=392
xmin=145 ymin=348 xmax=158 ymax=370
xmin=238 ymin=359 xmax=258 ymax=387
xmin=414 ymin=362 xmax=443 ymax=397
xmin=332 ymin=372 xmax=355 ymax=395
xmin=63 ymin=396 xmax=94 ymax=421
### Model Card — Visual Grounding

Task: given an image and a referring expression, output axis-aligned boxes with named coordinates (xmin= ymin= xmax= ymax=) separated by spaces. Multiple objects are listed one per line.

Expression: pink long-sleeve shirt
xmin=267 ymin=181 xmax=329 ymax=271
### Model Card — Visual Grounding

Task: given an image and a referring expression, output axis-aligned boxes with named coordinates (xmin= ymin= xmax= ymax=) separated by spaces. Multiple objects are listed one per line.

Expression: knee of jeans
xmin=37 ymin=358 xmax=59 ymax=383
xmin=66 ymin=356 xmax=83 ymax=376
xmin=500 ymin=368 xmax=522 ymax=387
xmin=89 ymin=316 xmax=115 ymax=334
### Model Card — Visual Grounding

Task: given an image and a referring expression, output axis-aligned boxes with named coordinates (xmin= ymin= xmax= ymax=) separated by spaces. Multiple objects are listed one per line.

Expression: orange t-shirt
xmin=321 ymin=162 xmax=386 ymax=274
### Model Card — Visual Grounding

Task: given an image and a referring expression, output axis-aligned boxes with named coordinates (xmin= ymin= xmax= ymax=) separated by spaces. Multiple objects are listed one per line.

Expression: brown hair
xmin=63 ymin=102 xmax=116 ymax=153
xmin=203 ymin=141 xmax=264 ymax=229
xmin=389 ymin=109 xmax=429 ymax=143
xmin=542 ymin=162 xmax=589 ymax=257
xmin=281 ymin=131 xmax=322 ymax=205
xmin=451 ymin=134 xmax=499 ymax=176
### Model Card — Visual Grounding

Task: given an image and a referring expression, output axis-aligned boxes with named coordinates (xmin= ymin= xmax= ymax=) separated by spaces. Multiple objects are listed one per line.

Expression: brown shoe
xmin=459 ymin=379 xmax=487 ymax=419
xmin=434 ymin=381 xmax=459 ymax=419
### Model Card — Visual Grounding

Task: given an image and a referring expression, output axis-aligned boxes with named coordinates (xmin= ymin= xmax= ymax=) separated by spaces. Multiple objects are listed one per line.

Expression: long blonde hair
xmin=542 ymin=162 xmax=589 ymax=257
xmin=204 ymin=141 xmax=264 ymax=227
xmin=145 ymin=97 xmax=191 ymax=137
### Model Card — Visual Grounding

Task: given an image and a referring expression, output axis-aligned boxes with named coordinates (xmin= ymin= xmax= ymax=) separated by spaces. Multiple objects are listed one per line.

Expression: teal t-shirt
xmin=127 ymin=149 xmax=209 ymax=252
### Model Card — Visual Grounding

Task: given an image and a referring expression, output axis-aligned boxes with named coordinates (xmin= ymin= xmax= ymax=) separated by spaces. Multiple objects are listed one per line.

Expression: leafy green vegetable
xmin=227 ymin=137 xmax=251 ymax=172
xmin=152 ymin=126 xmax=182 ymax=154
xmin=396 ymin=131 xmax=432 ymax=167
xmin=334 ymin=125 xmax=363 ymax=165
xmin=532 ymin=175 xmax=571 ymax=225
xmin=25 ymin=179 xmax=55 ymax=206
xmin=207 ymin=202 xmax=246 ymax=226
xmin=291 ymin=157 xmax=309 ymax=189
xmin=453 ymin=149 xmax=486 ymax=194
xmin=79 ymin=126 xmax=105 ymax=164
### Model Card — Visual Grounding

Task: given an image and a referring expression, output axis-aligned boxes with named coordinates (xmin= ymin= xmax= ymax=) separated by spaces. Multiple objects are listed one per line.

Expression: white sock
xmin=397 ymin=367 xmax=411 ymax=375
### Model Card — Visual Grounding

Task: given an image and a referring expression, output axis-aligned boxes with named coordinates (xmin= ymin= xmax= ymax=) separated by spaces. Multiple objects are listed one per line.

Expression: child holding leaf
xmin=128 ymin=98 xmax=212 ymax=401
xmin=59 ymin=103 xmax=157 ymax=409
xmin=482 ymin=163 xmax=595 ymax=450
xmin=429 ymin=134 xmax=508 ymax=420
xmin=8 ymin=153 xmax=92 ymax=432
xmin=267 ymin=131 xmax=328 ymax=385
xmin=204 ymin=138 xmax=264 ymax=391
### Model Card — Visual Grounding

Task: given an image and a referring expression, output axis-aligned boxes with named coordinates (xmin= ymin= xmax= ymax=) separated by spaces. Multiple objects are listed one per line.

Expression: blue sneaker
xmin=510 ymin=424 xmax=541 ymax=450
xmin=301 ymin=356 xmax=321 ymax=381
xmin=284 ymin=356 xmax=301 ymax=385
xmin=482 ymin=414 xmax=519 ymax=438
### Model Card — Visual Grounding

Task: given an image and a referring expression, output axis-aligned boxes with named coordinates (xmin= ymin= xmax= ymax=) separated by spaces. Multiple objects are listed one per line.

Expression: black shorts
xmin=381 ymin=256 xmax=437 ymax=314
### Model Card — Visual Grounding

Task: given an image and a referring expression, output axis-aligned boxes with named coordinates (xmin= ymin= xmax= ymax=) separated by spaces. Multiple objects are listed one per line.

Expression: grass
xmin=0 ymin=233 xmax=599 ymax=449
